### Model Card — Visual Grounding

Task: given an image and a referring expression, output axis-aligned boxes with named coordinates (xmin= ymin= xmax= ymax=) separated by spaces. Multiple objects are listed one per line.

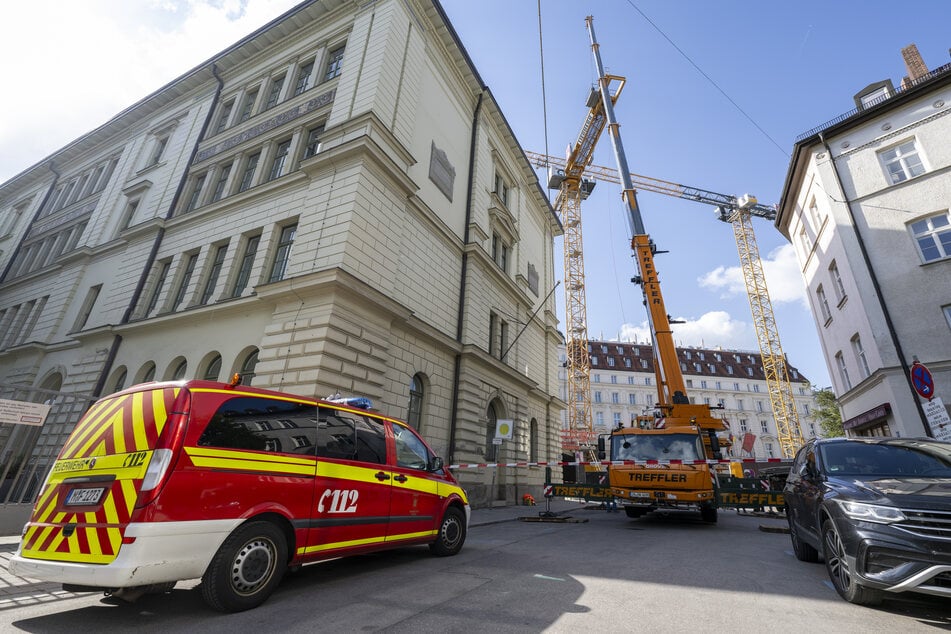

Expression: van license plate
xmin=66 ymin=487 xmax=104 ymax=505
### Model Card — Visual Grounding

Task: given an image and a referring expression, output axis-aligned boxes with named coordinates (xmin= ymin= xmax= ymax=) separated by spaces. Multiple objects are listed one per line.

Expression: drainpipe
xmin=92 ymin=63 xmax=226 ymax=396
xmin=447 ymin=89 xmax=485 ymax=462
xmin=819 ymin=133 xmax=931 ymax=436
xmin=0 ymin=162 xmax=61 ymax=284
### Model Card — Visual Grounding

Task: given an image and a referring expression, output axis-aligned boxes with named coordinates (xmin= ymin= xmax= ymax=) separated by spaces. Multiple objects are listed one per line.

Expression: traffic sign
xmin=924 ymin=398 xmax=951 ymax=442
xmin=910 ymin=361 xmax=935 ymax=400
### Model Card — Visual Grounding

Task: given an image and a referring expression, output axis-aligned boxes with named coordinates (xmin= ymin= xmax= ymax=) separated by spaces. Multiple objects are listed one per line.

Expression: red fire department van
xmin=9 ymin=379 xmax=469 ymax=612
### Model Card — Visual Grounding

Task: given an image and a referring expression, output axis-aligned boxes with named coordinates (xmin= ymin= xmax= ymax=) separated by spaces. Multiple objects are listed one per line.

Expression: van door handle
xmin=393 ymin=474 xmax=407 ymax=483
xmin=375 ymin=471 xmax=390 ymax=481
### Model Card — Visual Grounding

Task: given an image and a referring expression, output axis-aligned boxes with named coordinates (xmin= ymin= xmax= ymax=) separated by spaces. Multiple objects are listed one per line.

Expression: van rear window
xmin=198 ymin=397 xmax=319 ymax=454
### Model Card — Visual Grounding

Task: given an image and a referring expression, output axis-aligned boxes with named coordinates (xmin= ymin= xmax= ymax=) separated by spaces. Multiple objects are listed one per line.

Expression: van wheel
xmin=430 ymin=507 xmax=466 ymax=556
xmin=821 ymin=520 xmax=883 ymax=606
xmin=201 ymin=521 xmax=287 ymax=613
xmin=700 ymin=503 xmax=718 ymax=524
xmin=624 ymin=507 xmax=645 ymax=519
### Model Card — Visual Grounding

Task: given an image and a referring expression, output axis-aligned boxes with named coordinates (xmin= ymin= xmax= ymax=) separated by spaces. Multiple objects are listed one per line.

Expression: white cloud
xmin=0 ymin=0 xmax=299 ymax=182
xmin=698 ymin=243 xmax=807 ymax=306
xmin=617 ymin=310 xmax=757 ymax=351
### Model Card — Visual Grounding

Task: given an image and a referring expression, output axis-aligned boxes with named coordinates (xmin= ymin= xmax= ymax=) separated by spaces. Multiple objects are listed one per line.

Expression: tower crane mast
xmin=550 ymin=25 xmax=628 ymax=452
xmin=525 ymin=149 xmax=806 ymax=457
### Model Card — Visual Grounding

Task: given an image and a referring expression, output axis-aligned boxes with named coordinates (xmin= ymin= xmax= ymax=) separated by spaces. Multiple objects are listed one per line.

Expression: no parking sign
xmin=910 ymin=361 xmax=935 ymax=400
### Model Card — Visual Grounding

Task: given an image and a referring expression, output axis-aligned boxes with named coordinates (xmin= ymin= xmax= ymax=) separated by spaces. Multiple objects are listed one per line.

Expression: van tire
xmin=201 ymin=521 xmax=288 ymax=613
xmin=700 ymin=503 xmax=718 ymax=524
xmin=429 ymin=507 xmax=466 ymax=556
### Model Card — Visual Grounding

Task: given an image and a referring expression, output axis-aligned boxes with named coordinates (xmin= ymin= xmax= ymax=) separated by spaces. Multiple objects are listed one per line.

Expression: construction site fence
xmin=448 ymin=458 xmax=793 ymax=470
xmin=0 ymin=383 xmax=95 ymax=507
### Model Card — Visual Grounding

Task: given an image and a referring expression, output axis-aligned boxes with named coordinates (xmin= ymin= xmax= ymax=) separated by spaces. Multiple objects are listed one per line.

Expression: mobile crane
xmin=566 ymin=16 xmax=728 ymax=522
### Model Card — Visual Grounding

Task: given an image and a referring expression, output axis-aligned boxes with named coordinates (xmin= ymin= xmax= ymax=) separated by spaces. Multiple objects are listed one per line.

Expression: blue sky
xmin=3 ymin=0 xmax=949 ymax=388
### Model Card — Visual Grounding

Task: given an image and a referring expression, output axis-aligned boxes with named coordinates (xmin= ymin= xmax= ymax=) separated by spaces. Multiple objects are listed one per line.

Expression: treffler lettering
xmin=628 ymin=473 xmax=687 ymax=483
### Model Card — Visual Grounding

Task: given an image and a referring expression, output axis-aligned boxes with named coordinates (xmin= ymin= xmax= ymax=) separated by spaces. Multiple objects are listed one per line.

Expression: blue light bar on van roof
xmin=328 ymin=397 xmax=373 ymax=410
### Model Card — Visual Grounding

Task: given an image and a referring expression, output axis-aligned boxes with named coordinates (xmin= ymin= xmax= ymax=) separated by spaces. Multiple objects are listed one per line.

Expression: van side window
xmin=393 ymin=424 xmax=430 ymax=470
xmin=354 ymin=416 xmax=387 ymax=464
xmin=198 ymin=397 xmax=318 ymax=454
xmin=316 ymin=409 xmax=357 ymax=460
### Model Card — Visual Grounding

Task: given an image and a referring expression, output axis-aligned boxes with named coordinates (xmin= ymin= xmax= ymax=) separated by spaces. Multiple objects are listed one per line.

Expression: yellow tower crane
xmin=546 ymin=58 xmax=627 ymax=454
xmin=527 ymin=150 xmax=806 ymax=458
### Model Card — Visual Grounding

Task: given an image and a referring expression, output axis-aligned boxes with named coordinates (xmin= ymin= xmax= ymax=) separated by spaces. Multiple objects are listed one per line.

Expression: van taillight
xmin=135 ymin=390 xmax=190 ymax=509
xmin=140 ymin=449 xmax=173 ymax=492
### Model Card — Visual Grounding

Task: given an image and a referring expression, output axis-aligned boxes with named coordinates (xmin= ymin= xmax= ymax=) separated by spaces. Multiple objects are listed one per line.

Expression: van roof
xmin=107 ymin=380 xmax=398 ymax=423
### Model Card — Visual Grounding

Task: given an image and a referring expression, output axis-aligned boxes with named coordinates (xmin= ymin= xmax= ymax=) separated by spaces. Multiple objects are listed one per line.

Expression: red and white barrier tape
xmin=447 ymin=458 xmax=792 ymax=470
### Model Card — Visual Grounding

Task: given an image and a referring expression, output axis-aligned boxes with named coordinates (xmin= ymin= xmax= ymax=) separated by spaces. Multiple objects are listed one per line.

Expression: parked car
xmin=784 ymin=437 xmax=951 ymax=605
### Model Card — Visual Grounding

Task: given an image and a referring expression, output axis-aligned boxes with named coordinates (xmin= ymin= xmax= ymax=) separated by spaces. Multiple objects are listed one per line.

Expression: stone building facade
xmin=0 ymin=0 xmax=564 ymax=507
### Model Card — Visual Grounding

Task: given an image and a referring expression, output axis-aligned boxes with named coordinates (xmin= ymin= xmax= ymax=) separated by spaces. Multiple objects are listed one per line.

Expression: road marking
xmin=533 ymin=574 xmax=565 ymax=582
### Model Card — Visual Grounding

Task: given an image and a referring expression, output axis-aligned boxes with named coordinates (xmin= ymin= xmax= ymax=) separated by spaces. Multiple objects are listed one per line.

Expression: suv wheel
xmin=788 ymin=510 xmax=820 ymax=563
xmin=430 ymin=507 xmax=466 ymax=556
xmin=821 ymin=520 xmax=883 ymax=606
xmin=201 ymin=520 xmax=288 ymax=612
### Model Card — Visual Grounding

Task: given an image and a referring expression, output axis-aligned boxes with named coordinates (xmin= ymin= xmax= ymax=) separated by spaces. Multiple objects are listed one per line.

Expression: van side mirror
xmin=429 ymin=456 xmax=444 ymax=472
xmin=597 ymin=436 xmax=606 ymax=460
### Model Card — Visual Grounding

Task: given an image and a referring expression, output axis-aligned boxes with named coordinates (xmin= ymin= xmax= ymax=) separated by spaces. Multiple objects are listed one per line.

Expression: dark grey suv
xmin=784 ymin=437 xmax=951 ymax=605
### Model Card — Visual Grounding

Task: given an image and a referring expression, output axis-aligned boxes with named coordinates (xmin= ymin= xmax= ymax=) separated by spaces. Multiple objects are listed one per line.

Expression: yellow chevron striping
xmin=61 ymin=397 xmax=121 ymax=458
xmin=75 ymin=410 xmax=124 ymax=459
xmin=301 ymin=529 xmax=437 ymax=555
xmin=105 ymin=488 xmax=122 ymax=525
xmin=188 ymin=455 xmax=315 ymax=476
xmin=385 ymin=529 xmax=439 ymax=542
xmin=317 ymin=461 xmax=389 ymax=485
xmin=85 ymin=517 xmax=102 ymax=556
xmin=23 ymin=540 xmax=117 ymax=564
xmin=185 ymin=446 xmax=315 ymax=466
xmin=108 ymin=527 xmax=122 ymax=558
xmin=49 ymin=451 xmax=153 ymax=479
xmin=393 ymin=477 xmax=438 ymax=496
xmin=301 ymin=534 xmax=386 ymax=554
xmin=157 ymin=388 xmax=176 ymax=437
xmin=131 ymin=391 xmax=146 ymax=452
xmin=119 ymin=479 xmax=137 ymax=517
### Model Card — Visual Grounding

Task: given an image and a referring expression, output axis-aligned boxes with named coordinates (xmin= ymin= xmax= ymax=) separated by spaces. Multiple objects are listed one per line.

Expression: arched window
xmin=529 ymin=418 xmax=538 ymax=463
xmin=407 ymin=373 xmax=424 ymax=429
xmin=203 ymin=354 xmax=222 ymax=381
xmin=39 ymin=372 xmax=63 ymax=392
xmin=140 ymin=362 xmax=156 ymax=383
xmin=111 ymin=367 xmax=128 ymax=393
xmin=239 ymin=349 xmax=259 ymax=385
xmin=171 ymin=359 xmax=188 ymax=380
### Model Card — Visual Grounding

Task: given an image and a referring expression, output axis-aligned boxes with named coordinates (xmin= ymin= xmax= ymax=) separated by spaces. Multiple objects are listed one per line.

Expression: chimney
xmin=901 ymin=43 xmax=929 ymax=82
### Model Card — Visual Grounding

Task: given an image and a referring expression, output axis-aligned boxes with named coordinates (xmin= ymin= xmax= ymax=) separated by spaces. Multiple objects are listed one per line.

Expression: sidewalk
xmin=0 ymin=498 xmax=590 ymax=606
